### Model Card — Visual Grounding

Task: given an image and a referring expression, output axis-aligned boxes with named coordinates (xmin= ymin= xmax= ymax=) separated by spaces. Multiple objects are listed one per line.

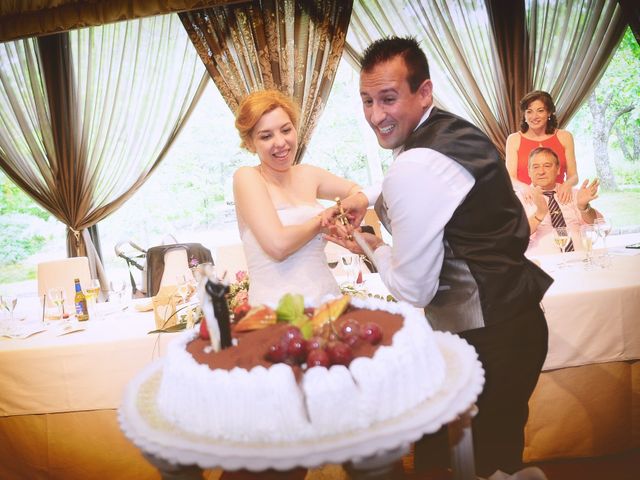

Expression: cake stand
xmin=119 ymin=331 xmax=484 ymax=478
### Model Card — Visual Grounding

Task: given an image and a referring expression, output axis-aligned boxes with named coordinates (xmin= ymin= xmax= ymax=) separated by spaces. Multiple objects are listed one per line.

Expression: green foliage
xmin=594 ymin=189 xmax=640 ymax=228
xmin=0 ymin=172 xmax=50 ymax=219
xmin=0 ymin=214 xmax=50 ymax=264
xmin=613 ymin=162 xmax=640 ymax=185
xmin=0 ymin=262 xmax=36 ymax=284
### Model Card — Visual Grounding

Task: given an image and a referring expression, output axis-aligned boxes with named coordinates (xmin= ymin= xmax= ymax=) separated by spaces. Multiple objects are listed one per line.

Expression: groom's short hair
xmin=360 ymin=36 xmax=430 ymax=92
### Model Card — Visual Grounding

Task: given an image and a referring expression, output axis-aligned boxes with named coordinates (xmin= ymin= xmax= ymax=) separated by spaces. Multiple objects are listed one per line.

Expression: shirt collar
xmin=392 ymin=105 xmax=435 ymax=159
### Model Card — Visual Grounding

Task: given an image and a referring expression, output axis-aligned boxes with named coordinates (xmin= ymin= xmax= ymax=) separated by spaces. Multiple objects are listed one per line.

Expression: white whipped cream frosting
xmin=156 ymin=297 xmax=446 ymax=443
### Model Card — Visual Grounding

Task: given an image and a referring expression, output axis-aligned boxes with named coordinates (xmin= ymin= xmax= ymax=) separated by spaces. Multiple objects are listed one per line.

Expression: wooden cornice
xmin=0 ymin=0 xmax=247 ymax=42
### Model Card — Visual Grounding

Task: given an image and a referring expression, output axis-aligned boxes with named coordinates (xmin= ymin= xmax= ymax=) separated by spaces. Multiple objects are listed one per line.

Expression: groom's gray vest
xmin=375 ymin=107 xmax=552 ymax=332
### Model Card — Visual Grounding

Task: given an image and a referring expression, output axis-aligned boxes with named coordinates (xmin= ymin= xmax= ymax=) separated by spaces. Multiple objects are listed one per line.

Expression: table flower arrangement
xmin=227 ymin=270 xmax=251 ymax=320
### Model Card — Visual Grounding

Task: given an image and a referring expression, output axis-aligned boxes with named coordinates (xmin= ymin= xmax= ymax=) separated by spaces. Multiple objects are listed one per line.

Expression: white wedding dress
xmin=240 ymin=203 xmax=341 ymax=306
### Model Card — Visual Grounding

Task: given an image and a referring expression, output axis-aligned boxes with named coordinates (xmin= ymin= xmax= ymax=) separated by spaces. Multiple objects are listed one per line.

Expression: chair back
xmin=145 ymin=243 xmax=213 ymax=297
xmin=37 ymin=257 xmax=91 ymax=308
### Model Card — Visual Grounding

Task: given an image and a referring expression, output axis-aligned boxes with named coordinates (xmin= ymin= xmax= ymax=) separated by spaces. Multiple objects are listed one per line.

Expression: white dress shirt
xmin=364 ymin=110 xmax=476 ymax=307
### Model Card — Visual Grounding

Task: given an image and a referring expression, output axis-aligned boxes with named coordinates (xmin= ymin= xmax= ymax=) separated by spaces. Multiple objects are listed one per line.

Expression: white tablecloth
xmin=357 ymin=233 xmax=640 ymax=372
xmin=0 ymin=299 xmax=176 ymax=417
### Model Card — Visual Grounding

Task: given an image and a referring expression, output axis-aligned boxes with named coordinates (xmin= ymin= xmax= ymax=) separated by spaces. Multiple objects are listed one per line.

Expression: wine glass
xmin=580 ymin=225 xmax=599 ymax=270
xmin=327 ymin=256 xmax=339 ymax=272
xmin=48 ymin=288 xmax=66 ymax=321
xmin=109 ymin=279 xmax=127 ymax=304
xmin=553 ymin=227 xmax=570 ymax=253
xmin=0 ymin=294 xmax=17 ymax=324
xmin=84 ymin=279 xmax=101 ymax=318
xmin=593 ymin=217 xmax=612 ymax=266
xmin=341 ymin=254 xmax=360 ymax=285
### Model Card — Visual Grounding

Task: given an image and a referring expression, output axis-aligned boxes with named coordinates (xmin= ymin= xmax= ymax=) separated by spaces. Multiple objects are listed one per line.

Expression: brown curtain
xmin=180 ymin=0 xmax=353 ymax=163
xmin=346 ymin=0 xmax=627 ymax=158
xmin=617 ymin=0 xmax=640 ymax=45
xmin=0 ymin=14 xmax=207 ymax=286
xmin=486 ymin=0 xmax=529 ymax=140
xmin=0 ymin=0 xmax=246 ymax=42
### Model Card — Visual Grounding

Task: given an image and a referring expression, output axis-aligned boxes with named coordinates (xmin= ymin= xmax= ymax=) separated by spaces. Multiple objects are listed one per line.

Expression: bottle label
xmin=75 ymin=301 xmax=89 ymax=321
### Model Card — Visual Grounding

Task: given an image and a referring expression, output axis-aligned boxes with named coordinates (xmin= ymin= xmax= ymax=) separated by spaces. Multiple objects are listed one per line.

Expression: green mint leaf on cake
xmin=276 ymin=293 xmax=306 ymax=324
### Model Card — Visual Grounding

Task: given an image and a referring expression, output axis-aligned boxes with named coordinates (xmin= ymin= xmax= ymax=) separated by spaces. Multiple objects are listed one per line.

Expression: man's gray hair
xmin=528 ymin=146 xmax=559 ymax=168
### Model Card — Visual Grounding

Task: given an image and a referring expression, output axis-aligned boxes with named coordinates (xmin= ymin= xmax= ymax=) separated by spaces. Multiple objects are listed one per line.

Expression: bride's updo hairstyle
xmin=235 ymin=89 xmax=300 ymax=152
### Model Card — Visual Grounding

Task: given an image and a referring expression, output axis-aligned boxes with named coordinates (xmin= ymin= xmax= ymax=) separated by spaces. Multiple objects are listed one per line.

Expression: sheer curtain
xmin=346 ymin=0 xmax=626 ymax=157
xmin=0 ymin=14 xmax=207 ymax=285
xmin=527 ymin=0 xmax=626 ymax=126
xmin=180 ymin=0 xmax=353 ymax=163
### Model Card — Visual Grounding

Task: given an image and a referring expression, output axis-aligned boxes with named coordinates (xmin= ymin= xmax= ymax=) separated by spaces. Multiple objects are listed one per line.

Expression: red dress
xmin=516 ymin=131 xmax=567 ymax=184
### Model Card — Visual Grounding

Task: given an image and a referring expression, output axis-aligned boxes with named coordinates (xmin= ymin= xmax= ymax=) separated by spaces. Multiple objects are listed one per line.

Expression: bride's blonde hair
xmin=235 ymin=90 xmax=300 ymax=152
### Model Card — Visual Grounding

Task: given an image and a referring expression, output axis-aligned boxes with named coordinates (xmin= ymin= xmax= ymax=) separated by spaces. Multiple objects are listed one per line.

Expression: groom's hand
xmin=325 ymin=228 xmax=383 ymax=255
xmin=340 ymin=191 xmax=369 ymax=227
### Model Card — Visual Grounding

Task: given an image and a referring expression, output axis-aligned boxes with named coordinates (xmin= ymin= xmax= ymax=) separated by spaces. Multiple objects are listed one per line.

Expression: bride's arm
xmin=313 ymin=165 xmax=361 ymax=201
xmin=233 ymin=167 xmax=324 ymax=261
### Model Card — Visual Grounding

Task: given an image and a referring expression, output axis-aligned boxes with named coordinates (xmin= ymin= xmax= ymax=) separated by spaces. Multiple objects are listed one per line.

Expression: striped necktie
xmin=543 ymin=191 xmax=575 ymax=252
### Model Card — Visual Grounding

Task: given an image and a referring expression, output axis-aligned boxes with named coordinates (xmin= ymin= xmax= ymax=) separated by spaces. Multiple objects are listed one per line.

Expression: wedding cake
xmin=155 ymin=296 xmax=446 ymax=443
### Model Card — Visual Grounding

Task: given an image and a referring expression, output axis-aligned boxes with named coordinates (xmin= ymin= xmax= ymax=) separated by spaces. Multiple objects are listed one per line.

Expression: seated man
xmin=518 ymin=147 xmax=602 ymax=255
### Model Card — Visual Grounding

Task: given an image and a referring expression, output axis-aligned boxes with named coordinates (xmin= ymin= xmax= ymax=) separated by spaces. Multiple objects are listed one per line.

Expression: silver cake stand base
xmin=119 ymin=332 xmax=484 ymax=479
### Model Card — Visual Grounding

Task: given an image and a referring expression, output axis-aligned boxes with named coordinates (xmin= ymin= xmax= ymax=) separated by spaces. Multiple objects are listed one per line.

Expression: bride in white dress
xmin=233 ymin=90 xmax=361 ymax=306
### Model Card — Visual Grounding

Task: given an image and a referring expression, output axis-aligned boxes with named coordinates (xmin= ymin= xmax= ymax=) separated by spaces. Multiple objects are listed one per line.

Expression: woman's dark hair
xmin=360 ymin=36 xmax=430 ymax=93
xmin=520 ymin=90 xmax=558 ymax=134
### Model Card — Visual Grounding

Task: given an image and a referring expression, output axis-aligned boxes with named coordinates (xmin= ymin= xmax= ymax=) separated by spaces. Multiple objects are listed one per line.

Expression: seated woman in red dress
xmin=505 ymin=90 xmax=578 ymax=204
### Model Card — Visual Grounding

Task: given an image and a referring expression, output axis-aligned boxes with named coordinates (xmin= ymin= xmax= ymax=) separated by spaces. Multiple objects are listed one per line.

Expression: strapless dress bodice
xmin=241 ymin=204 xmax=340 ymax=306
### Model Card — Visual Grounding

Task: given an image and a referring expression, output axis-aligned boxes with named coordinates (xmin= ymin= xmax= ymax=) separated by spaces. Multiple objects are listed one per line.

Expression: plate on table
xmin=53 ymin=322 xmax=86 ymax=336
xmin=1 ymin=324 xmax=46 ymax=339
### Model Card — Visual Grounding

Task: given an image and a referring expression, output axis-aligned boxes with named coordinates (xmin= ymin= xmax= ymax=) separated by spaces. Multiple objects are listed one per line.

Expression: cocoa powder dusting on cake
xmin=187 ymin=307 xmax=403 ymax=372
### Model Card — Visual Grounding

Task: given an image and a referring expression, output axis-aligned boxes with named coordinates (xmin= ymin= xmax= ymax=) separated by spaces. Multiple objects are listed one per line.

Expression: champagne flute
xmin=580 ymin=225 xmax=599 ymax=270
xmin=553 ymin=227 xmax=570 ymax=253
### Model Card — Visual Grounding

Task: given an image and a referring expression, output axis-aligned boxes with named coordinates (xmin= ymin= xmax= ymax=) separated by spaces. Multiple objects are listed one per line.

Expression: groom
xmin=328 ymin=37 xmax=552 ymax=478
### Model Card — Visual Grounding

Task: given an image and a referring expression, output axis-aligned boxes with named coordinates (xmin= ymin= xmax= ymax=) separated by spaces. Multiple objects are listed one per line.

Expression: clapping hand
xmin=556 ymin=182 xmax=574 ymax=205
xmin=531 ymin=186 xmax=549 ymax=220
xmin=576 ymin=178 xmax=599 ymax=207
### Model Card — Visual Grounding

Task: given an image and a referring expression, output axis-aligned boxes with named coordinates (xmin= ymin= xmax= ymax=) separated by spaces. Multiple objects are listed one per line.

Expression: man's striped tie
xmin=543 ymin=191 xmax=575 ymax=252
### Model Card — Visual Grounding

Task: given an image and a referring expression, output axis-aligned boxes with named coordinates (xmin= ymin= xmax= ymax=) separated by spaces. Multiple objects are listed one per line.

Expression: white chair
xmin=159 ymin=248 xmax=192 ymax=289
xmin=37 ymin=257 xmax=91 ymax=309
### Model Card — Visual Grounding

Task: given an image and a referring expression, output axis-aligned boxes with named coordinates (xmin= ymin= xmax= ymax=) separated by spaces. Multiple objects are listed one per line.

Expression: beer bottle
xmin=74 ymin=278 xmax=90 ymax=321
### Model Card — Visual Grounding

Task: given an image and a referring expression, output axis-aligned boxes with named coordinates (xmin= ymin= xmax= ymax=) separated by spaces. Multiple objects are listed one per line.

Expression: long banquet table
xmin=1 ymin=234 xmax=639 ymax=478
xmin=0 ymin=302 xmax=175 ymax=479
xmin=522 ymin=234 xmax=640 ymax=462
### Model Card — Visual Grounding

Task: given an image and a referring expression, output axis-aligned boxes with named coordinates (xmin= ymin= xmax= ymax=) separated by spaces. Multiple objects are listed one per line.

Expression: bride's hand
xmin=319 ymin=205 xmax=339 ymax=229
xmin=325 ymin=228 xmax=383 ymax=255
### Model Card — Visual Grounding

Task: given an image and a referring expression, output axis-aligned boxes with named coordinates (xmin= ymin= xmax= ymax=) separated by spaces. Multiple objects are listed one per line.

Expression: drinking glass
xmin=48 ymin=288 xmax=66 ymax=321
xmin=593 ymin=217 xmax=612 ymax=267
xmin=341 ymin=254 xmax=360 ymax=285
xmin=109 ymin=279 xmax=127 ymax=304
xmin=553 ymin=227 xmax=570 ymax=253
xmin=1 ymin=295 xmax=17 ymax=323
xmin=84 ymin=279 xmax=101 ymax=318
xmin=580 ymin=225 xmax=599 ymax=270
xmin=327 ymin=256 xmax=339 ymax=272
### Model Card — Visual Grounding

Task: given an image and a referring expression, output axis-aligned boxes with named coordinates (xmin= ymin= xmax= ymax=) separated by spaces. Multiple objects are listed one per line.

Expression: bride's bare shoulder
xmin=233 ymin=165 xmax=260 ymax=182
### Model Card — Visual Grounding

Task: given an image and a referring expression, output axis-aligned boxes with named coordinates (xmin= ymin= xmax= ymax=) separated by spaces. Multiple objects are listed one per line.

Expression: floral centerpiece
xmin=227 ymin=270 xmax=251 ymax=320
